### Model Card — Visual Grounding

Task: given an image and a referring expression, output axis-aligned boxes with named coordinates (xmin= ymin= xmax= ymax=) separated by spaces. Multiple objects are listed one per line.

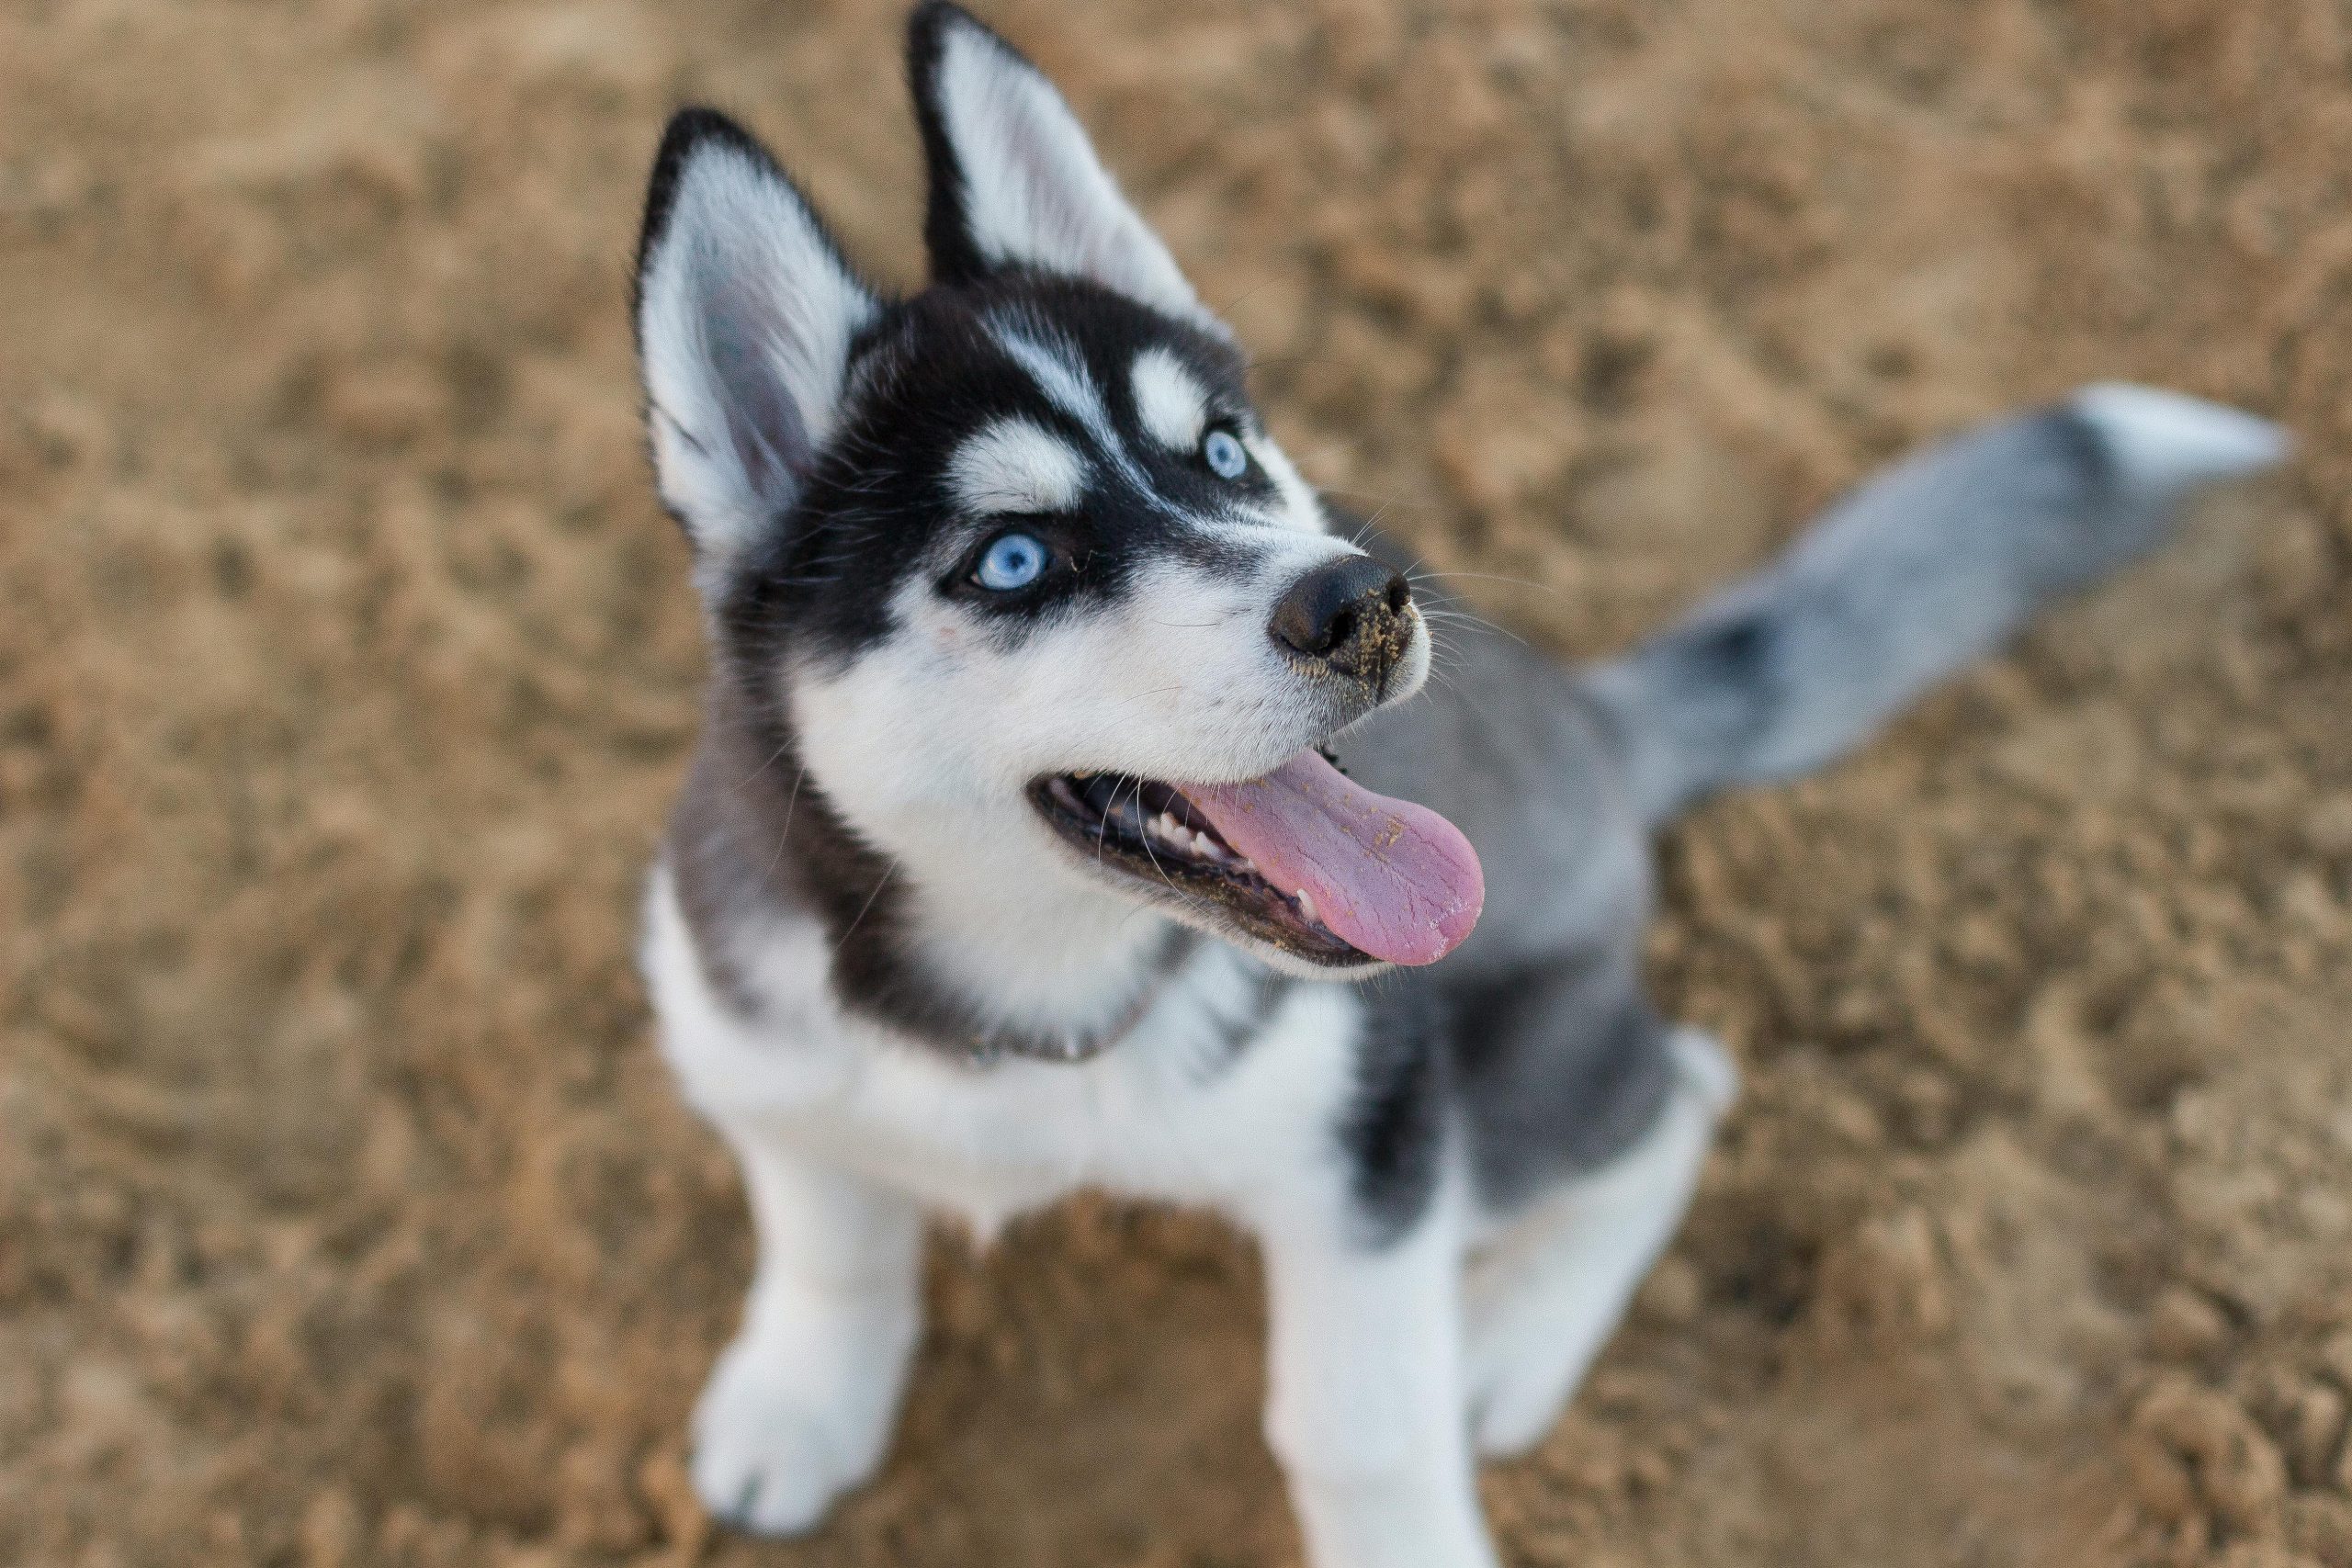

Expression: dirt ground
xmin=5 ymin=0 xmax=2351 ymax=1563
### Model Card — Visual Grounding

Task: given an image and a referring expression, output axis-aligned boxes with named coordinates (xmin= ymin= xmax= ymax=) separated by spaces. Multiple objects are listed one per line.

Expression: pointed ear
xmin=906 ymin=4 xmax=1222 ymax=332
xmin=634 ymin=109 xmax=882 ymax=562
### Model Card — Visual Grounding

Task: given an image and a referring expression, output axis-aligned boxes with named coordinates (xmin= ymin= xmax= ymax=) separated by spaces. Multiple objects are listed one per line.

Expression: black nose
xmin=1270 ymin=554 xmax=1413 ymax=679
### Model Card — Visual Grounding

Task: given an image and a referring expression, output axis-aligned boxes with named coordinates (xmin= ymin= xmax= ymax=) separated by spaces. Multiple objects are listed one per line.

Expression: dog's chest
xmin=647 ymin=874 xmax=1365 ymax=1232
xmin=817 ymin=980 xmax=1367 ymax=1235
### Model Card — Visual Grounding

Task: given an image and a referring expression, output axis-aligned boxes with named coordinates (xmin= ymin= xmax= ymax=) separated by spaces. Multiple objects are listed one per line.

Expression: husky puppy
xmin=629 ymin=6 xmax=2285 ymax=1562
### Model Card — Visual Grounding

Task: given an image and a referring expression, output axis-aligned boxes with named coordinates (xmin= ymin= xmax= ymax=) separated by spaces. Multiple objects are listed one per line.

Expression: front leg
xmin=690 ymin=1124 xmax=923 ymax=1536
xmin=1259 ymin=1198 xmax=1498 ymax=1568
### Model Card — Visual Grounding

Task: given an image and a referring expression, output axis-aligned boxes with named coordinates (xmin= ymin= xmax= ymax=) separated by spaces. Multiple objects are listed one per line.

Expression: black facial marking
xmin=940 ymin=516 xmax=1084 ymax=609
xmin=704 ymin=274 xmax=1275 ymax=671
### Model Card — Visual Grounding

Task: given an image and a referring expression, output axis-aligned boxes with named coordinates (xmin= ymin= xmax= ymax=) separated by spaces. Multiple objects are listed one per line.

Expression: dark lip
xmin=1024 ymin=773 xmax=1371 ymax=968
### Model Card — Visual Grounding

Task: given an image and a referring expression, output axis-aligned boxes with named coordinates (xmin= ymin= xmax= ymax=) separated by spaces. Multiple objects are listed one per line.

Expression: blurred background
xmin=4 ymin=1 xmax=2349 ymax=1564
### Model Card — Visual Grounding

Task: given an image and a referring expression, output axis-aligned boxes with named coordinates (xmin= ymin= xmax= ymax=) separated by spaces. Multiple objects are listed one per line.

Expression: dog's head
xmin=635 ymin=3 xmax=1480 ymax=980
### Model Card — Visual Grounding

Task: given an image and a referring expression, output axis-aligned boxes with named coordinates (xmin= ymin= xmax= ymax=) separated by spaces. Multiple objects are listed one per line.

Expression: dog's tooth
xmin=1295 ymin=889 xmax=1317 ymax=926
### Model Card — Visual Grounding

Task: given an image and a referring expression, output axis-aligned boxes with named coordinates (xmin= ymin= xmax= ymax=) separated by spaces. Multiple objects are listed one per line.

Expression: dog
xmin=627 ymin=6 xmax=2286 ymax=1562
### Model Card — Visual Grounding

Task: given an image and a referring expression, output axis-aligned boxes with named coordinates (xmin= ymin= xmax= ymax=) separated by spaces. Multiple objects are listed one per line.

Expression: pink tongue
xmin=1183 ymin=750 xmax=1484 ymax=965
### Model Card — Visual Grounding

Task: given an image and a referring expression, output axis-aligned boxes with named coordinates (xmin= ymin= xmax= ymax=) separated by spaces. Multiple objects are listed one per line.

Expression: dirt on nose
xmin=1339 ymin=597 xmax=1417 ymax=690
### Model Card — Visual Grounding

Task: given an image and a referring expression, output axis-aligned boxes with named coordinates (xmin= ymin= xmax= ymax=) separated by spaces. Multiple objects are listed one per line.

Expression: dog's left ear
xmin=907 ymin=3 xmax=1222 ymax=332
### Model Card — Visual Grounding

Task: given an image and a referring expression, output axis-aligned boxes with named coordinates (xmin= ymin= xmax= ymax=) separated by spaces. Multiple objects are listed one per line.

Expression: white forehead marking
xmin=989 ymin=315 xmax=1113 ymax=441
xmin=989 ymin=311 xmax=1175 ymax=511
xmin=1131 ymin=347 xmax=1208 ymax=451
xmin=950 ymin=417 xmax=1089 ymax=515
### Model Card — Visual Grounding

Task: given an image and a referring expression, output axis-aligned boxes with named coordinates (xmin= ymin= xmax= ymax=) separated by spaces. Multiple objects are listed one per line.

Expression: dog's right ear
xmin=906 ymin=3 xmax=1219 ymax=333
xmin=634 ymin=110 xmax=881 ymax=564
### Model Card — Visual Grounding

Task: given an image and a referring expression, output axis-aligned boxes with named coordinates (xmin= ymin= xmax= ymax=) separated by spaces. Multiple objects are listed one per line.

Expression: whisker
xmin=1316 ymin=483 xmax=1443 ymax=513
xmin=739 ymin=734 xmax=796 ymax=788
xmin=1212 ymin=275 xmax=1280 ymax=322
xmin=834 ymin=862 xmax=895 ymax=953
xmin=1415 ymin=568 xmax=1565 ymax=597
xmin=1133 ymin=814 xmax=1191 ymax=904
xmin=758 ymin=763 xmax=808 ymax=888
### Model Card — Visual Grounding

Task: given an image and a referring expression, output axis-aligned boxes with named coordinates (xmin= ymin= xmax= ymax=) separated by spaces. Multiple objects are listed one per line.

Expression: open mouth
xmin=1027 ymin=749 xmax=1485 ymax=969
xmin=1033 ymin=771 xmax=1362 ymax=964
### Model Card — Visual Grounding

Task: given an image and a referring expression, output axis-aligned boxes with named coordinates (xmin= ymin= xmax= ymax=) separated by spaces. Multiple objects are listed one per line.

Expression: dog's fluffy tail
xmin=1580 ymin=385 xmax=2288 ymax=824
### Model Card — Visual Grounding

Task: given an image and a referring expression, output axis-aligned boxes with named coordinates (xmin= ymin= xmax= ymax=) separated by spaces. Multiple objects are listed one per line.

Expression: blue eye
xmin=975 ymin=531 xmax=1048 ymax=592
xmin=1203 ymin=427 xmax=1249 ymax=480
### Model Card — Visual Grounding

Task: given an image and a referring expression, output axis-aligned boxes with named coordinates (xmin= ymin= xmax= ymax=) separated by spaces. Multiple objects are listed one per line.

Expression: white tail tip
xmin=2070 ymin=382 xmax=2290 ymax=491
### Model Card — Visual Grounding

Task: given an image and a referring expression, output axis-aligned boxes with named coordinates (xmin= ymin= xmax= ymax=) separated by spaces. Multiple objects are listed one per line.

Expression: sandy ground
xmin=4 ymin=1 xmax=2351 ymax=1563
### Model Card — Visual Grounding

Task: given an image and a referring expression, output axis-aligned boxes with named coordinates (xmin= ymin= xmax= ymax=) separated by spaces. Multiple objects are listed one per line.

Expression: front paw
xmin=689 ymin=1328 xmax=900 ymax=1537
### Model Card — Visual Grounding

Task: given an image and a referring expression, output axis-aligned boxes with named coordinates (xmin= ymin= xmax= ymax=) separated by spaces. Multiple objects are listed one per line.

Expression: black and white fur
xmin=629 ymin=7 xmax=2287 ymax=1562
